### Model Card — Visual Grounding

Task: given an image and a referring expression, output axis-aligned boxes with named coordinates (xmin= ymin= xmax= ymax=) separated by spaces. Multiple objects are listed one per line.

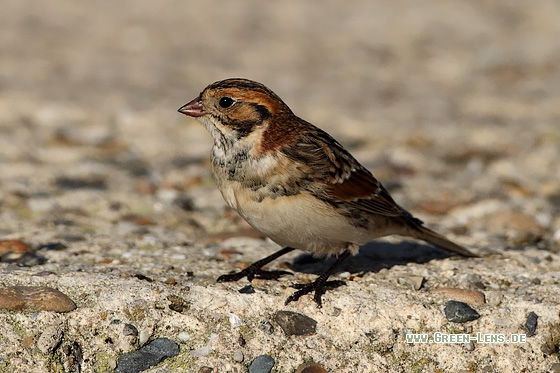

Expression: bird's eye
xmin=219 ymin=97 xmax=234 ymax=108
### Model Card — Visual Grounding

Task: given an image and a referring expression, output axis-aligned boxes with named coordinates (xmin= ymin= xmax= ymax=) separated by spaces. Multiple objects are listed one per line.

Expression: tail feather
xmin=409 ymin=224 xmax=478 ymax=257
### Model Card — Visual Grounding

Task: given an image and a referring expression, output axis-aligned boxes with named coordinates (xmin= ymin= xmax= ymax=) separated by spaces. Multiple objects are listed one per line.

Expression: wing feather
xmin=280 ymin=121 xmax=409 ymax=219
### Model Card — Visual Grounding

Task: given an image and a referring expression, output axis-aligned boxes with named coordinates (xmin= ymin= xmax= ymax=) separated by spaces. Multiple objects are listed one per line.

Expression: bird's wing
xmin=280 ymin=123 xmax=409 ymax=218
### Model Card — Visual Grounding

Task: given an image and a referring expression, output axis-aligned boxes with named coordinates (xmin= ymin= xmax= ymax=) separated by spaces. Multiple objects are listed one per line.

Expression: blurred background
xmin=1 ymin=0 xmax=559 ymax=248
xmin=1 ymin=3 xmax=559 ymax=371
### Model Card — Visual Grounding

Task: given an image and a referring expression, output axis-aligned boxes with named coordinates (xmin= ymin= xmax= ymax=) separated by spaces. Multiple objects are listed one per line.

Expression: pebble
xmin=0 ymin=239 xmax=31 ymax=254
xmin=233 ymin=349 xmax=244 ymax=362
xmin=274 ymin=311 xmax=317 ymax=336
xmin=0 ymin=286 xmax=76 ymax=312
xmin=178 ymin=332 xmax=191 ymax=342
xmin=249 ymin=355 xmax=275 ymax=373
xmin=525 ymin=312 xmax=538 ymax=336
xmin=443 ymin=301 xmax=480 ymax=323
xmin=238 ymin=284 xmax=256 ymax=294
xmin=167 ymin=295 xmax=189 ymax=313
xmin=37 ymin=242 xmax=68 ymax=251
xmin=238 ymin=334 xmax=246 ymax=346
xmin=259 ymin=320 xmax=274 ymax=335
xmin=37 ymin=326 xmax=63 ymax=353
xmin=550 ymin=363 xmax=560 ymax=373
xmin=485 ymin=291 xmax=503 ymax=306
xmin=198 ymin=367 xmax=213 ymax=373
xmin=397 ymin=275 xmax=424 ymax=290
xmin=115 ymin=338 xmax=180 ymax=373
xmin=55 ymin=175 xmax=107 ymax=190
xmin=228 ymin=312 xmax=243 ymax=328
xmin=295 ymin=362 xmax=328 ymax=373
xmin=464 ymin=341 xmax=475 ymax=351
xmin=541 ymin=336 xmax=558 ymax=355
xmin=123 ymin=323 xmax=139 ymax=337
xmin=435 ymin=288 xmax=485 ymax=306
xmin=138 ymin=329 xmax=152 ymax=345
xmin=0 ymin=251 xmax=48 ymax=266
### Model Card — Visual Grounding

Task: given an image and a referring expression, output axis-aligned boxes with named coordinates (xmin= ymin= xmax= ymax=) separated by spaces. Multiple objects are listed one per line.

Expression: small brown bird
xmin=178 ymin=78 xmax=476 ymax=307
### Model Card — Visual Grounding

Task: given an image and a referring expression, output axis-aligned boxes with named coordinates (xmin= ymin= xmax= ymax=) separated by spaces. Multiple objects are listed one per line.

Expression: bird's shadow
xmin=290 ymin=241 xmax=458 ymax=275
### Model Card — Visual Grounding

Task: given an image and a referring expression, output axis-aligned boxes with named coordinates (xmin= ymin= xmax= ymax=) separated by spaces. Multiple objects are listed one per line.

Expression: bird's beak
xmin=178 ymin=96 xmax=205 ymax=117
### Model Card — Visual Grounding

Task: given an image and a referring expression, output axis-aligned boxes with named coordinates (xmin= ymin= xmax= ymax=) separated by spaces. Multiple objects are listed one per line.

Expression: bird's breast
xmin=213 ymin=176 xmax=371 ymax=256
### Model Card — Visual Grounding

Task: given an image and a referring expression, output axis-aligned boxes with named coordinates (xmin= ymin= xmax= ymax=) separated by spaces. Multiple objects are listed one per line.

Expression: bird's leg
xmin=285 ymin=249 xmax=351 ymax=307
xmin=217 ymin=246 xmax=295 ymax=283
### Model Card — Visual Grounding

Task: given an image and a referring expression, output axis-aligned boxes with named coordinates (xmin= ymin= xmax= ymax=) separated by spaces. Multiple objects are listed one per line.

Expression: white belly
xmin=219 ymin=180 xmax=371 ymax=256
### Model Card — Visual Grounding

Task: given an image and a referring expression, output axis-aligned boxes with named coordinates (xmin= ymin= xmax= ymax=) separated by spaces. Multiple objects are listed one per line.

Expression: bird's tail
xmin=408 ymin=223 xmax=478 ymax=257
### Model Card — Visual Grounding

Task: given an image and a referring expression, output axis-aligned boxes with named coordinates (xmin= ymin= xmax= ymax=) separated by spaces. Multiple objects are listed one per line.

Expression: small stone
xmin=123 ymin=323 xmax=138 ymax=337
xmin=37 ymin=242 xmax=68 ymax=251
xmin=138 ymin=329 xmax=152 ymax=345
xmin=178 ymin=332 xmax=191 ymax=342
xmin=444 ymin=301 xmax=480 ymax=323
xmin=249 ymin=355 xmax=275 ymax=373
xmin=133 ymin=273 xmax=153 ymax=282
xmin=259 ymin=320 xmax=274 ymax=335
xmin=55 ymin=175 xmax=107 ymax=190
xmin=541 ymin=338 xmax=558 ymax=355
xmin=274 ymin=311 xmax=317 ymax=336
xmin=198 ymin=367 xmax=213 ymax=373
xmin=0 ymin=286 xmax=76 ymax=312
xmin=0 ymin=239 xmax=32 ymax=254
xmin=435 ymin=288 xmax=485 ymax=306
xmin=295 ymin=361 xmax=328 ymax=373
xmin=167 ymin=295 xmax=189 ymax=313
xmin=37 ymin=326 xmax=63 ymax=353
xmin=550 ymin=363 xmax=560 ymax=373
xmin=238 ymin=334 xmax=246 ymax=346
xmin=233 ymin=349 xmax=244 ymax=362
xmin=397 ymin=275 xmax=424 ymax=290
xmin=228 ymin=312 xmax=243 ymax=328
xmin=485 ymin=291 xmax=503 ymax=306
xmin=116 ymin=338 xmax=180 ymax=373
xmin=464 ymin=341 xmax=475 ymax=351
xmin=238 ymin=284 xmax=256 ymax=294
xmin=1 ymin=251 xmax=48 ymax=267
xmin=525 ymin=312 xmax=538 ymax=337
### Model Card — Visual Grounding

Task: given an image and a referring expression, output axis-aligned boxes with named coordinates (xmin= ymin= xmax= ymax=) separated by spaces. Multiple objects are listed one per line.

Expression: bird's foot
xmin=217 ymin=246 xmax=295 ymax=283
xmin=285 ymin=279 xmax=346 ymax=307
xmin=217 ymin=266 xmax=292 ymax=283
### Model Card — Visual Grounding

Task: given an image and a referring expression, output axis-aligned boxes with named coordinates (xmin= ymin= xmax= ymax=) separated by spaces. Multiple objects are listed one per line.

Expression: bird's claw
xmin=285 ymin=280 xmax=346 ymax=307
xmin=217 ymin=267 xmax=291 ymax=283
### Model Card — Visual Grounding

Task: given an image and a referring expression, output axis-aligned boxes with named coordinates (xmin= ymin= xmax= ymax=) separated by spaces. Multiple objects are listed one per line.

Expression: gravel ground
xmin=1 ymin=1 xmax=559 ymax=372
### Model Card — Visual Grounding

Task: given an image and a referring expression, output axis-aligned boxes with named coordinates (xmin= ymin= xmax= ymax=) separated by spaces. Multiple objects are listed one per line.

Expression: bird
xmin=178 ymin=78 xmax=477 ymax=307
